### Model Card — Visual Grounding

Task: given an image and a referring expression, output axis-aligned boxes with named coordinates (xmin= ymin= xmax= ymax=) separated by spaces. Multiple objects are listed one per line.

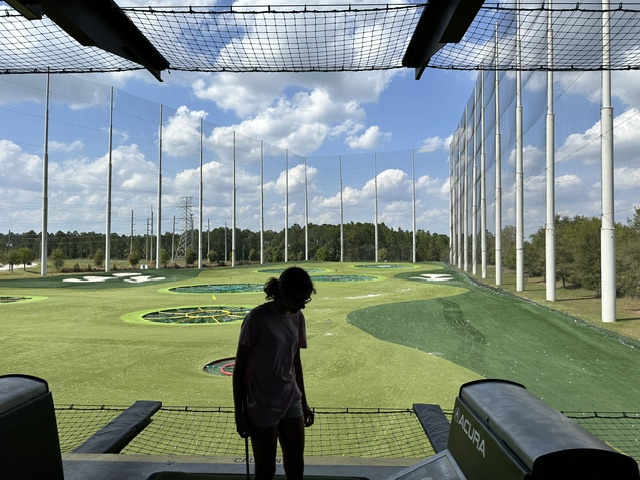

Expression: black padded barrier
xmin=447 ymin=379 xmax=640 ymax=479
xmin=413 ymin=403 xmax=450 ymax=454
xmin=0 ymin=374 xmax=64 ymax=480
xmin=73 ymin=399 xmax=162 ymax=454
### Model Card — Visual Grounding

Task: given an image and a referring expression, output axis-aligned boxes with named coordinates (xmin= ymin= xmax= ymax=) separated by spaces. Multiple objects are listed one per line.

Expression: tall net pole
xmin=472 ymin=84 xmax=478 ymax=276
xmin=198 ymin=118 xmax=203 ymax=269
xmin=156 ymin=105 xmax=163 ymax=270
xmin=480 ymin=71 xmax=487 ymax=279
xmin=545 ymin=4 xmax=556 ymax=302
xmin=374 ymin=153 xmax=379 ymax=263
xmin=41 ymin=73 xmax=49 ymax=277
xmin=105 ymin=86 xmax=113 ymax=272
xmin=494 ymin=26 xmax=503 ymax=287
xmin=515 ymin=0 xmax=525 ymax=292
xmin=601 ymin=0 xmax=616 ymax=322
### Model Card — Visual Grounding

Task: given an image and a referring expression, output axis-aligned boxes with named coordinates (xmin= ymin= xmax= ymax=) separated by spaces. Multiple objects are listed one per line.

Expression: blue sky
xmin=0 ymin=0 xmax=639 ymax=240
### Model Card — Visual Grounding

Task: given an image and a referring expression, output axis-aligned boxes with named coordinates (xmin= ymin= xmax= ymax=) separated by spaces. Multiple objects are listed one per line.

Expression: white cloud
xmin=555 ymin=107 xmax=640 ymax=167
xmin=616 ymin=166 xmax=640 ymax=190
xmin=346 ymin=125 xmax=391 ymax=150
xmin=418 ymin=135 xmax=453 ymax=153
xmin=190 ymin=71 xmax=397 ymax=154
xmin=192 ymin=73 xmax=284 ymax=117
xmin=266 ymin=163 xmax=317 ymax=195
xmin=162 ymin=106 xmax=208 ymax=157
xmin=0 ymin=139 xmax=42 ymax=185
xmin=49 ymin=140 xmax=84 ymax=153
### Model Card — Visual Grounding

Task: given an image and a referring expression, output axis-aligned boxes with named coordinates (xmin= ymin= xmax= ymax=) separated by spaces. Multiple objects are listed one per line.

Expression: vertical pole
xmin=198 ymin=118 xmax=203 ymax=269
xmin=449 ymin=140 xmax=455 ymax=265
xmin=171 ymin=215 xmax=175 ymax=263
xmin=260 ymin=141 xmax=264 ymax=265
xmin=480 ymin=71 xmax=487 ymax=278
xmin=601 ymin=0 xmax=616 ymax=322
xmin=231 ymin=132 xmax=237 ymax=267
xmin=156 ymin=105 xmax=163 ymax=269
xmin=412 ymin=149 xmax=417 ymax=263
xmin=495 ymin=25 xmax=503 ymax=287
xmin=515 ymin=0 xmax=525 ymax=292
xmin=304 ymin=156 xmax=309 ymax=261
xmin=339 ymin=155 xmax=344 ymax=263
xmin=284 ymin=149 xmax=289 ymax=263
xmin=105 ymin=86 xmax=113 ymax=272
xmin=472 ymin=84 xmax=478 ymax=275
xmin=130 ymin=210 xmax=134 ymax=255
xmin=150 ymin=208 xmax=154 ymax=262
xmin=41 ymin=73 xmax=50 ymax=277
xmin=457 ymin=125 xmax=463 ymax=269
xmin=546 ymin=3 xmax=557 ymax=301
xmin=463 ymin=104 xmax=469 ymax=272
xmin=145 ymin=216 xmax=149 ymax=262
xmin=374 ymin=153 xmax=379 ymax=263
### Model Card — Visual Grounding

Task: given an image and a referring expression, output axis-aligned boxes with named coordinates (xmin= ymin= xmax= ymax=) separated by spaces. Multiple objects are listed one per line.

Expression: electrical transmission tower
xmin=174 ymin=197 xmax=193 ymax=261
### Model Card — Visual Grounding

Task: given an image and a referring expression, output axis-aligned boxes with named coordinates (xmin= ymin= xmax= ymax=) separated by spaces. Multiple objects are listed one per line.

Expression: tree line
xmin=2 ymin=210 xmax=639 ymax=300
xmin=482 ymin=207 xmax=640 ymax=299
xmin=0 ymin=222 xmax=450 ymax=269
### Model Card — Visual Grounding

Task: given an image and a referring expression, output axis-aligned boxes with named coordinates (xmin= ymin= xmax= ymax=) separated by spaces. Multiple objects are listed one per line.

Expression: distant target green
xmin=142 ymin=306 xmax=250 ymax=324
xmin=0 ymin=296 xmax=30 ymax=303
xmin=170 ymin=284 xmax=263 ymax=294
xmin=311 ymin=275 xmax=376 ymax=282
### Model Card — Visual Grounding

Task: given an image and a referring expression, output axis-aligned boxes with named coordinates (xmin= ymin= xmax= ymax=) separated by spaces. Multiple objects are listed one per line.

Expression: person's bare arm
xmin=293 ymin=348 xmax=314 ymax=427
xmin=232 ymin=343 xmax=251 ymax=437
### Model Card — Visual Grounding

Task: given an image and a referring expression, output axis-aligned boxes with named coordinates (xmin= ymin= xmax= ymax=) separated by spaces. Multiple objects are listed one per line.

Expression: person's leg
xmin=250 ymin=424 xmax=279 ymax=480
xmin=278 ymin=415 xmax=305 ymax=480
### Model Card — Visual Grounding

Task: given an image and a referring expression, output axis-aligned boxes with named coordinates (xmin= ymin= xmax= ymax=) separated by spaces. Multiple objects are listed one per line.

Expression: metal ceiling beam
xmin=403 ymin=0 xmax=484 ymax=80
xmin=5 ymin=0 xmax=169 ymax=81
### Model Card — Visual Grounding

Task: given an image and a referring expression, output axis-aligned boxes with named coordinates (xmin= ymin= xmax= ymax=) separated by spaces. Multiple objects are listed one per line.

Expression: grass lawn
xmin=1 ymin=261 xmax=638 ymax=413
xmin=468 ymin=266 xmax=640 ymax=342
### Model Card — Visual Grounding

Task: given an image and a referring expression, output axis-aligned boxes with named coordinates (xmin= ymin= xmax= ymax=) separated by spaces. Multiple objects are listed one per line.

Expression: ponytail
xmin=263 ymin=277 xmax=280 ymax=300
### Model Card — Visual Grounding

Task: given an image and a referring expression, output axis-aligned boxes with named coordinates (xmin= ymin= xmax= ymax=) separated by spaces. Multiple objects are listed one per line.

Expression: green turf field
xmin=0 ymin=262 xmax=638 ymax=412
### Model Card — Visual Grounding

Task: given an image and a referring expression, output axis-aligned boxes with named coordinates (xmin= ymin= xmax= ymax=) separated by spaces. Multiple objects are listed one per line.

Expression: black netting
xmin=563 ymin=411 xmax=640 ymax=461
xmin=56 ymin=405 xmax=434 ymax=458
xmin=55 ymin=405 xmax=639 ymax=462
xmin=2 ymin=3 xmax=640 ymax=75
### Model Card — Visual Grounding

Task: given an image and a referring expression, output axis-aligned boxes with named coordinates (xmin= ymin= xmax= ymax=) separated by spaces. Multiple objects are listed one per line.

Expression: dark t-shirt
xmin=239 ymin=301 xmax=307 ymax=427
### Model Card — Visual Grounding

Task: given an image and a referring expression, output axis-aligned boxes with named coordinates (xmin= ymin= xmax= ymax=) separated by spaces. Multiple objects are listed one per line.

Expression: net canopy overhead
xmin=2 ymin=2 xmax=640 ymax=77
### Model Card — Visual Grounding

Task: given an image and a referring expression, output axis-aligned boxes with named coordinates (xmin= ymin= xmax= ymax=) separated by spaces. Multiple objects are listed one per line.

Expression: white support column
xmin=495 ymin=26 xmax=503 ymax=287
xmin=339 ymin=155 xmax=344 ymax=263
xmin=374 ymin=153 xmax=379 ymax=263
xmin=457 ymin=125 xmax=463 ymax=269
xmin=449 ymin=142 xmax=455 ymax=264
xmin=285 ymin=149 xmax=289 ymax=263
xmin=156 ymin=105 xmax=163 ymax=270
xmin=545 ymin=4 xmax=556 ymax=301
xmin=260 ymin=141 xmax=264 ymax=264
xmin=515 ymin=0 xmax=525 ymax=292
xmin=105 ymin=86 xmax=113 ymax=272
xmin=198 ymin=118 xmax=203 ymax=269
xmin=231 ymin=132 xmax=237 ymax=267
xmin=480 ymin=71 xmax=487 ymax=278
xmin=601 ymin=0 xmax=616 ymax=322
xmin=41 ymin=73 xmax=50 ymax=277
xmin=304 ymin=156 xmax=309 ymax=261
xmin=463 ymin=105 xmax=469 ymax=272
xmin=452 ymin=132 xmax=459 ymax=266
xmin=412 ymin=149 xmax=417 ymax=263
xmin=472 ymin=84 xmax=478 ymax=275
